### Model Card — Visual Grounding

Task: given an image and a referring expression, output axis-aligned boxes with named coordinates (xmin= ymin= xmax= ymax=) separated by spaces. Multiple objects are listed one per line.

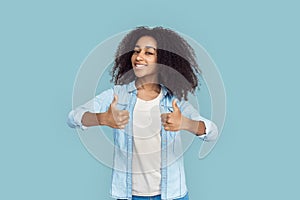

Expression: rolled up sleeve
xmin=180 ymin=100 xmax=219 ymax=141
xmin=66 ymin=89 xmax=114 ymax=130
xmin=196 ymin=116 xmax=218 ymax=141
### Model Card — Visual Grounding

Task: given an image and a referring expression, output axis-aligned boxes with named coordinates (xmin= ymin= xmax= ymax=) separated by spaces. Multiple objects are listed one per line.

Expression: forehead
xmin=135 ymin=36 xmax=157 ymax=48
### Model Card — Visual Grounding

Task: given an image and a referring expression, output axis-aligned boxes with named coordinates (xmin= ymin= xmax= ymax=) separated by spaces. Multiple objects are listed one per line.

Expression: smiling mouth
xmin=135 ymin=64 xmax=147 ymax=69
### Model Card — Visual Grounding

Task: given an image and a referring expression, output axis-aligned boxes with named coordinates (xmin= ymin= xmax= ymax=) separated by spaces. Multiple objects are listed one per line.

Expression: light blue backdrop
xmin=1 ymin=0 xmax=299 ymax=199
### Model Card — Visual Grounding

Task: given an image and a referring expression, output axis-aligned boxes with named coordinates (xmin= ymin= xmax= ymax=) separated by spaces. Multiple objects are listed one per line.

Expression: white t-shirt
xmin=132 ymin=90 xmax=163 ymax=196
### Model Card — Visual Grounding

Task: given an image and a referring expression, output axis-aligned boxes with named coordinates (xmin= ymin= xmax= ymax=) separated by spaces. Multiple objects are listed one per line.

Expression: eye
xmin=133 ymin=49 xmax=140 ymax=54
xmin=145 ymin=52 xmax=154 ymax=55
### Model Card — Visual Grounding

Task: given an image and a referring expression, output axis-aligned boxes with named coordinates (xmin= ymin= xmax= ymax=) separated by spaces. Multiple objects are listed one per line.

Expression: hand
xmin=105 ymin=95 xmax=129 ymax=129
xmin=161 ymin=100 xmax=182 ymax=131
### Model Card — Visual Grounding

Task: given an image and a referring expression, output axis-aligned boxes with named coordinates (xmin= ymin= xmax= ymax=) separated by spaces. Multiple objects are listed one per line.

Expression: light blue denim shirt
xmin=67 ymin=81 xmax=218 ymax=200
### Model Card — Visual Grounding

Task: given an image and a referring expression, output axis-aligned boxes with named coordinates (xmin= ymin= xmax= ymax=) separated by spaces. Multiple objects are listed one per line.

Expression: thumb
xmin=111 ymin=95 xmax=118 ymax=107
xmin=172 ymin=99 xmax=179 ymax=112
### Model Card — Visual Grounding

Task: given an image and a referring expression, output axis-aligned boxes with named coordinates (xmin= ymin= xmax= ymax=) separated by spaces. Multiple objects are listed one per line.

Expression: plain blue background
xmin=1 ymin=0 xmax=299 ymax=199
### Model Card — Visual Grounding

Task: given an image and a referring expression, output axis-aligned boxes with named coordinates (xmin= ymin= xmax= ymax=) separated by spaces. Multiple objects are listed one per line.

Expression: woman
xmin=67 ymin=26 xmax=218 ymax=200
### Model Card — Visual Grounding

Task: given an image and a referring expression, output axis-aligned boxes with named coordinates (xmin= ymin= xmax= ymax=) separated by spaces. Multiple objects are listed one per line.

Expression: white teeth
xmin=135 ymin=64 xmax=146 ymax=69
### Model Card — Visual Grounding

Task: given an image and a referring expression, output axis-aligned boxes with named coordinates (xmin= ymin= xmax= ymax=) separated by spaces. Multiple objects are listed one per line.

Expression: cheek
xmin=149 ymin=56 xmax=157 ymax=63
xmin=131 ymin=55 xmax=135 ymax=65
xmin=153 ymin=55 xmax=157 ymax=63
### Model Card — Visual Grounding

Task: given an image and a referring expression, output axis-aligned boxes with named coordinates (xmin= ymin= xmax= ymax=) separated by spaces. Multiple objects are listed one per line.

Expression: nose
xmin=135 ymin=52 xmax=144 ymax=61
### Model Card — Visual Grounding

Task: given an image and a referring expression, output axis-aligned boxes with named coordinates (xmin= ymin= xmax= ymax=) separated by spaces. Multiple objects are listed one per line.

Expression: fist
xmin=161 ymin=100 xmax=182 ymax=131
xmin=106 ymin=95 xmax=129 ymax=129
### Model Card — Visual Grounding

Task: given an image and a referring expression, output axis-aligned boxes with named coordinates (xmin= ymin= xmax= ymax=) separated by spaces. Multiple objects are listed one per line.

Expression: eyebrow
xmin=134 ymin=45 xmax=156 ymax=50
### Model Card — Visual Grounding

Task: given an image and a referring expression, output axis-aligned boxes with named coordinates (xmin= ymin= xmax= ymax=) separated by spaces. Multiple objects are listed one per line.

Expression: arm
xmin=161 ymin=99 xmax=218 ymax=141
xmin=81 ymin=95 xmax=129 ymax=129
xmin=81 ymin=112 xmax=107 ymax=127
xmin=161 ymin=100 xmax=205 ymax=135
xmin=181 ymin=117 xmax=206 ymax=136
xmin=67 ymin=89 xmax=129 ymax=130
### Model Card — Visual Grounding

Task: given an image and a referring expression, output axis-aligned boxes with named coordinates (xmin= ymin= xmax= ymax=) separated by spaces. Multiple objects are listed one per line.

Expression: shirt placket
xmin=160 ymin=96 xmax=168 ymax=199
xmin=126 ymin=91 xmax=137 ymax=199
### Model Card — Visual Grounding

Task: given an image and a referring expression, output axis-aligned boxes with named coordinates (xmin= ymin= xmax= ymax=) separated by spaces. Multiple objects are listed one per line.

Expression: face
xmin=131 ymin=36 xmax=158 ymax=79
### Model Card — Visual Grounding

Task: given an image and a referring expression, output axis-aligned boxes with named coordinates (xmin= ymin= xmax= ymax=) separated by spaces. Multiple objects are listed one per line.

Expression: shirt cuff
xmin=197 ymin=119 xmax=218 ymax=141
xmin=68 ymin=110 xmax=88 ymax=130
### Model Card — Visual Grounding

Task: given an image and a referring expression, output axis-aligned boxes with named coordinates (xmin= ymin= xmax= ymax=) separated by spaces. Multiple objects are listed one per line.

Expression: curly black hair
xmin=111 ymin=26 xmax=201 ymax=100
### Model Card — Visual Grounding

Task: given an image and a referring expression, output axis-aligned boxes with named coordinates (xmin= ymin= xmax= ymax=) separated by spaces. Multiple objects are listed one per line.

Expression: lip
xmin=134 ymin=63 xmax=147 ymax=69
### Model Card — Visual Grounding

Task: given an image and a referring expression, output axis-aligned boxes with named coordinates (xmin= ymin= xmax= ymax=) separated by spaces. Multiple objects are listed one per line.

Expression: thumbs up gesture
xmin=161 ymin=99 xmax=183 ymax=131
xmin=105 ymin=95 xmax=130 ymax=129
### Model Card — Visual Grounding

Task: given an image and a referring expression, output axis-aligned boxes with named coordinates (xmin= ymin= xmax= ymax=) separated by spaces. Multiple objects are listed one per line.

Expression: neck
xmin=135 ymin=79 xmax=160 ymax=92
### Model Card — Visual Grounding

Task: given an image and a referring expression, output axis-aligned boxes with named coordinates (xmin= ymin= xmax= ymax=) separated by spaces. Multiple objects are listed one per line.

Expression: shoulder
xmin=94 ymin=88 xmax=114 ymax=105
xmin=112 ymin=82 xmax=135 ymax=104
xmin=113 ymin=82 xmax=135 ymax=97
xmin=95 ymin=82 xmax=133 ymax=97
xmin=113 ymin=81 xmax=135 ymax=93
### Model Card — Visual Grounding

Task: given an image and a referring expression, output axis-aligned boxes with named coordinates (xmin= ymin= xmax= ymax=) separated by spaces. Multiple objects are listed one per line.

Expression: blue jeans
xmin=117 ymin=193 xmax=189 ymax=200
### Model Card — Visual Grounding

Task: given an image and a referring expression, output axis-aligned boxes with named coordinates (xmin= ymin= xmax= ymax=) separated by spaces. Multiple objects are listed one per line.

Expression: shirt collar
xmin=127 ymin=80 xmax=170 ymax=97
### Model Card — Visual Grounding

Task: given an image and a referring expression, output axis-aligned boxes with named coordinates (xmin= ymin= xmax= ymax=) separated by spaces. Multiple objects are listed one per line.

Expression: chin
xmin=133 ymin=72 xmax=143 ymax=78
xmin=133 ymin=70 xmax=147 ymax=77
